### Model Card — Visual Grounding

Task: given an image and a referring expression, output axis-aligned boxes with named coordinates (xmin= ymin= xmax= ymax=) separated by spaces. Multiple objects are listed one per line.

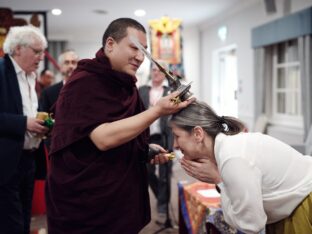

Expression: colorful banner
xmin=149 ymin=16 xmax=184 ymax=77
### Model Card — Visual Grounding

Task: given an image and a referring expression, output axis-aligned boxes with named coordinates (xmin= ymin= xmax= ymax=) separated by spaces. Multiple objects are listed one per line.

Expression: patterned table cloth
xmin=178 ymin=181 xmax=221 ymax=234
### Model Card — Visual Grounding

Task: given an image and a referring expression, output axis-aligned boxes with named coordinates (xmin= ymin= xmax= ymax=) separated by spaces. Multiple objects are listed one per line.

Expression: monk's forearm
xmin=89 ymin=106 xmax=162 ymax=151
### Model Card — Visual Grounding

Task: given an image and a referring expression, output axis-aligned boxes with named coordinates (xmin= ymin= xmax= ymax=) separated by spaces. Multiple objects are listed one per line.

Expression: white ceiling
xmin=2 ymin=0 xmax=259 ymax=42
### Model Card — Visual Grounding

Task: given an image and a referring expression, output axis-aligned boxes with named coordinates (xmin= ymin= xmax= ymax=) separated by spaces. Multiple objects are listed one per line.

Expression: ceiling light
xmin=93 ymin=9 xmax=108 ymax=15
xmin=51 ymin=8 xmax=62 ymax=16
xmin=218 ymin=26 xmax=227 ymax=42
xmin=134 ymin=9 xmax=146 ymax=17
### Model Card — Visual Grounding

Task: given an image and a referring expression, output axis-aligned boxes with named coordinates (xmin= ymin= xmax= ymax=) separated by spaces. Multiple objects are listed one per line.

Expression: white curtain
xmin=47 ymin=40 xmax=68 ymax=77
xmin=298 ymin=35 xmax=312 ymax=139
xmin=253 ymin=46 xmax=273 ymax=128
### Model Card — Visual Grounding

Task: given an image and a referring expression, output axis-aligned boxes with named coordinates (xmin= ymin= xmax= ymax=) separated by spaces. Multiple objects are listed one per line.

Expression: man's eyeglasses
xmin=28 ymin=45 xmax=45 ymax=56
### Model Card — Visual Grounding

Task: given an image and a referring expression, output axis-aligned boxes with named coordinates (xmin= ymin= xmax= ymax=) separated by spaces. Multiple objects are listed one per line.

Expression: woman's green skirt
xmin=266 ymin=192 xmax=312 ymax=234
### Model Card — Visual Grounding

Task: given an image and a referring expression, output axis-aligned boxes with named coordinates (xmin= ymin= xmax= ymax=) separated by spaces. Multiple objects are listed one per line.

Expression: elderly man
xmin=0 ymin=25 xmax=49 ymax=234
xmin=39 ymin=50 xmax=78 ymax=113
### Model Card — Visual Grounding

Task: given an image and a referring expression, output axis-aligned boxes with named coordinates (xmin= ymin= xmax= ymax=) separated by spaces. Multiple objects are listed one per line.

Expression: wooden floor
xmin=30 ymin=160 xmax=196 ymax=234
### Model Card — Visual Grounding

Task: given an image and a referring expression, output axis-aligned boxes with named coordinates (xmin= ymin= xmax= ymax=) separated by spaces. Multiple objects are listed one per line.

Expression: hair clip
xmin=222 ymin=123 xmax=229 ymax=132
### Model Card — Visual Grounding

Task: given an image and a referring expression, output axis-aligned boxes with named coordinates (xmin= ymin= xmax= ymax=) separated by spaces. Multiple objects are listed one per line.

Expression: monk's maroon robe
xmin=45 ymin=49 xmax=151 ymax=234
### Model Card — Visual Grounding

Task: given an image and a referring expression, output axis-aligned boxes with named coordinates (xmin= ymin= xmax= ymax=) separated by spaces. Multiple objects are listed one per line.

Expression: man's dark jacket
xmin=139 ymin=85 xmax=173 ymax=150
xmin=39 ymin=81 xmax=63 ymax=113
xmin=0 ymin=54 xmax=27 ymax=185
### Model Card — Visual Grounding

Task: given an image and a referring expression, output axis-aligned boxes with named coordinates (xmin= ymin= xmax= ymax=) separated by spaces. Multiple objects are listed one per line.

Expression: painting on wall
xmin=149 ymin=16 xmax=185 ymax=78
xmin=0 ymin=8 xmax=47 ymax=58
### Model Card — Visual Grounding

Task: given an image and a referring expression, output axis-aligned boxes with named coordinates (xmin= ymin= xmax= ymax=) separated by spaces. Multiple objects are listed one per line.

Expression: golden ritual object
xmin=36 ymin=112 xmax=49 ymax=120
xmin=165 ymin=152 xmax=176 ymax=160
xmin=170 ymin=96 xmax=181 ymax=105
xmin=169 ymin=81 xmax=192 ymax=104
xmin=36 ymin=112 xmax=54 ymax=129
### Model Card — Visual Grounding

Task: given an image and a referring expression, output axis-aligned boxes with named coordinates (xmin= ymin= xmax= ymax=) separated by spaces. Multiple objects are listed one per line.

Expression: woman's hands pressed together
xmin=180 ymin=157 xmax=222 ymax=184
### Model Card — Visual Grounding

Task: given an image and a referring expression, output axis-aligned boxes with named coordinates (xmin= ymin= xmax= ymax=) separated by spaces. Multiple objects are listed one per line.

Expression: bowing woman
xmin=170 ymin=101 xmax=312 ymax=234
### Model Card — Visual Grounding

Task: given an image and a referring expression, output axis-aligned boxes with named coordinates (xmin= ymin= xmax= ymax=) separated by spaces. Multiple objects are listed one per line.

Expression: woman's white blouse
xmin=214 ymin=132 xmax=312 ymax=234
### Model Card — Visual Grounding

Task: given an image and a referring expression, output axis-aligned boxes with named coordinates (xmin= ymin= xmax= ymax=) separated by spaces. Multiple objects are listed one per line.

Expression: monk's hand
xmin=180 ymin=157 xmax=221 ymax=184
xmin=153 ymin=91 xmax=195 ymax=116
xmin=150 ymin=154 xmax=170 ymax=165
xmin=149 ymin=144 xmax=170 ymax=164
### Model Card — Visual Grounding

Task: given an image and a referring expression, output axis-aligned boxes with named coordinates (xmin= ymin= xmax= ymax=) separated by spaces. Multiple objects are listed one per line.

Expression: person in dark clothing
xmin=0 ymin=25 xmax=49 ymax=234
xmin=139 ymin=61 xmax=173 ymax=224
xmin=34 ymin=68 xmax=55 ymax=179
xmin=35 ymin=69 xmax=54 ymax=98
xmin=45 ymin=18 xmax=195 ymax=234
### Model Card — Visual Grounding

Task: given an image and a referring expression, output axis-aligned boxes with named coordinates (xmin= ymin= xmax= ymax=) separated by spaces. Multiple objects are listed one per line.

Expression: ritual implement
xmin=148 ymin=145 xmax=176 ymax=161
xmin=36 ymin=112 xmax=54 ymax=129
xmin=130 ymin=36 xmax=193 ymax=104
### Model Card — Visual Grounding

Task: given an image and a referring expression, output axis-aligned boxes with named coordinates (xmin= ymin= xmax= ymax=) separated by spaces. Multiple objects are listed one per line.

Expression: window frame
xmin=271 ymin=41 xmax=303 ymax=128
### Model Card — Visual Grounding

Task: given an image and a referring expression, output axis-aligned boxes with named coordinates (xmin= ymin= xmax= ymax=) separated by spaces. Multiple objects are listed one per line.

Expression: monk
xmin=45 ymin=18 xmax=194 ymax=233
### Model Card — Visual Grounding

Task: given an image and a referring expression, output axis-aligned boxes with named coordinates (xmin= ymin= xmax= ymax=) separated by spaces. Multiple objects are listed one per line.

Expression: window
xmin=272 ymin=40 xmax=302 ymax=128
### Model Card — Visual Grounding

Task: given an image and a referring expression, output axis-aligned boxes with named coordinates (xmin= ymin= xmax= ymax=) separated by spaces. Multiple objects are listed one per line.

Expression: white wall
xmin=68 ymin=41 xmax=101 ymax=60
xmin=182 ymin=26 xmax=200 ymax=98
xmin=199 ymin=0 xmax=312 ymax=129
